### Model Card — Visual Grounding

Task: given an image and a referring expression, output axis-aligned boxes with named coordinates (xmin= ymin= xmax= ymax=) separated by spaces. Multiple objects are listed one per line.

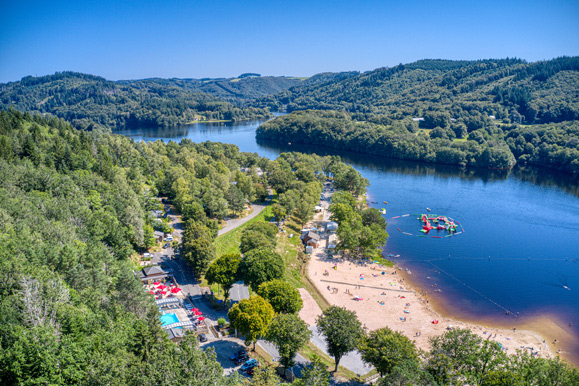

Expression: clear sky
xmin=1 ymin=0 xmax=578 ymax=83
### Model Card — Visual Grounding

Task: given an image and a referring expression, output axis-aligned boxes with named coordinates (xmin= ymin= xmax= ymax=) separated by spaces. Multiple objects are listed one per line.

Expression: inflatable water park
xmin=388 ymin=212 xmax=465 ymax=239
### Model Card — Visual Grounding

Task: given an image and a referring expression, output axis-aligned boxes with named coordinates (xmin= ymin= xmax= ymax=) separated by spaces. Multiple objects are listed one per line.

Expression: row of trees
xmin=257 ymin=110 xmax=518 ymax=170
xmin=330 ymin=192 xmax=388 ymax=258
xmin=315 ymin=306 xmax=579 ymax=385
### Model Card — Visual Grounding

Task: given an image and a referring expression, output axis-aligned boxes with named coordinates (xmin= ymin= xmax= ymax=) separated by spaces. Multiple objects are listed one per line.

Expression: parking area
xmin=200 ymin=339 xmax=251 ymax=376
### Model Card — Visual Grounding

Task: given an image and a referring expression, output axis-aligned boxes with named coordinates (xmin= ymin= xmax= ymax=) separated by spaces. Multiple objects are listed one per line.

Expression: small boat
xmin=427 ymin=208 xmax=431 ymax=212
xmin=381 ymin=208 xmax=386 ymax=214
xmin=383 ymin=201 xmax=388 ymax=204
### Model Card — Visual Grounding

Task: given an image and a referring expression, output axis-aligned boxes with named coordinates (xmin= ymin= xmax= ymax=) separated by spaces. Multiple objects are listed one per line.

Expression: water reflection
xmin=256 ymin=138 xmax=579 ymax=197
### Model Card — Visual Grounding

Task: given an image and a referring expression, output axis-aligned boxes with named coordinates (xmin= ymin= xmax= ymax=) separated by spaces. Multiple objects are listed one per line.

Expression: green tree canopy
xmin=205 ymin=253 xmax=241 ymax=301
xmin=265 ymin=314 xmax=312 ymax=368
xmin=257 ymin=279 xmax=303 ymax=314
xmin=238 ymin=248 xmax=284 ymax=290
xmin=358 ymin=327 xmax=418 ymax=377
xmin=227 ymin=295 xmax=275 ymax=350
xmin=316 ymin=306 xmax=364 ymax=372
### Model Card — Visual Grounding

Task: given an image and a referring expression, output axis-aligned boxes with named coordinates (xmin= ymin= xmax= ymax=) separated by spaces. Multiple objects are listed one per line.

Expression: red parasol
xmin=153 ymin=282 xmax=160 ymax=286
xmin=158 ymin=284 xmax=167 ymax=290
xmin=191 ymin=308 xmax=199 ymax=312
xmin=194 ymin=311 xmax=202 ymax=315
xmin=170 ymin=287 xmax=182 ymax=293
xmin=198 ymin=316 xmax=205 ymax=321
xmin=148 ymin=291 xmax=155 ymax=295
xmin=161 ymin=291 xmax=167 ymax=295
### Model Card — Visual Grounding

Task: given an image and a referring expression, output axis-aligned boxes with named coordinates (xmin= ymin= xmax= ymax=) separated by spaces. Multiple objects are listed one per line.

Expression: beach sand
xmin=301 ymin=247 xmax=557 ymax=360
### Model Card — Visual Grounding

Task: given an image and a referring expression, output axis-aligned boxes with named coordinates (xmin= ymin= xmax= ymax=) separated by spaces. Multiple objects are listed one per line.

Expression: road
xmin=218 ymin=189 xmax=273 ymax=236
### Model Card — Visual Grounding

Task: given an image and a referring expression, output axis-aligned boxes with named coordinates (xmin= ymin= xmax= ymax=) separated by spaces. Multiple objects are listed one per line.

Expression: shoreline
xmin=399 ymin=268 xmax=579 ymax=366
xmin=305 ymin=252 xmax=560 ymax=362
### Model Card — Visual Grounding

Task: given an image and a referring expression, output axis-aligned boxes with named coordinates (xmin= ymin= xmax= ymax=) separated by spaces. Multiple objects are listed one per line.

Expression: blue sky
xmin=1 ymin=0 xmax=578 ymax=82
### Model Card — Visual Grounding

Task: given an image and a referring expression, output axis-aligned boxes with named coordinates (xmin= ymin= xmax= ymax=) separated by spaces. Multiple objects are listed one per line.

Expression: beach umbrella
xmin=161 ymin=291 xmax=167 ymax=295
xmin=153 ymin=282 xmax=160 ymax=286
xmin=158 ymin=285 xmax=167 ymax=290
xmin=171 ymin=287 xmax=182 ymax=293
xmin=195 ymin=311 xmax=202 ymax=315
xmin=198 ymin=316 xmax=205 ymax=321
xmin=192 ymin=308 xmax=199 ymax=312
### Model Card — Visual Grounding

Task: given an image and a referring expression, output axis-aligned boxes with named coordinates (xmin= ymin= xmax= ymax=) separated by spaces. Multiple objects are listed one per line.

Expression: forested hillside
xmin=254 ymin=57 xmax=579 ymax=125
xmin=0 ymin=108 xmax=269 ymax=385
xmin=120 ymin=75 xmax=305 ymax=105
xmin=0 ymin=72 xmax=273 ymax=130
xmin=257 ymin=110 xmax=579 ymax=175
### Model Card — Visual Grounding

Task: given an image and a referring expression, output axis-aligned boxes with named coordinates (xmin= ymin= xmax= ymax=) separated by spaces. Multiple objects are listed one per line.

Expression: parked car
xmin=230 ymin=350 xmax=247 ymax=361
xmin=163 ymin=243 xmax=170 ymax=249
xmin=143 ymin=252 xmax=152 ymax=258
xmin=240 ymin=359 xmax=258 ymax=371
xmin=246 ymin=365 xmax=260 ymax=376
xmin=198 ymin=334 xmax=207 ymax=342
xmin=234 ymin=353 xmax=250 ymax=365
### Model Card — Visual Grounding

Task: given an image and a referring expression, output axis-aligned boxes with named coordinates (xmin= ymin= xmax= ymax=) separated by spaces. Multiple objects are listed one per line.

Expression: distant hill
xmin=0 ymin=72 xmax=273 ymax=130
xmin=253 ymin=57 xmax=579 ymax=125
xmin=118 ymin=75 xmax=306 ymax=104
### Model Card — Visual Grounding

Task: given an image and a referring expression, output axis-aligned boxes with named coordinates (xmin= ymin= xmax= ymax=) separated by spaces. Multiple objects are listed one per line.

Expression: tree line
xmin=257 ymin=110 xmax=519 ymax=171
xmin=0 ymin=72 xmax=273 ymax=130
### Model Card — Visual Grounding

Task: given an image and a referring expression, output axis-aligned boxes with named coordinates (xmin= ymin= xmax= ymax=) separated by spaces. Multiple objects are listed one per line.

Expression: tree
xmin=265 ymin=314 xmax=312 ymax=368
xmin=228 ymin=295 xmax=275 ymax=350
xmin=425 ymin=328 xmax=507 ymax=385
xmin=257 ymin=279 xmax=303 ymax=314
xmin=226 ymin=185 xmax=246 ymax=215
xmin=379 ymin=360 xmax=438 ymax=386
xmin=182 ymin=220 xmax=216 ymax=278
xmin=316 ymin=306 xmax=364 ymax=372
xmin=251 ymin=365 xmax=282 ymax=385
xmin=205 ymin=253 xmax=241 ymax=302
xmin=237 ymin=248 xmax=284 ymax=290
xmin=240 ymin=231 xmax=276 ymax=254
xmin=358 ymin=327 xmax=418 ymax=377
xmin=272 ymin=203 xmax=287 ymax=222
xmin=292 ymin=355 xmax=330 ymax=386
xmin=294 ymin=197 xmax=315 ymax=227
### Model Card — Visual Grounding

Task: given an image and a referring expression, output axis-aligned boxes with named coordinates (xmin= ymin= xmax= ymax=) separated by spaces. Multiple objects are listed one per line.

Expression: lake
xmin=118 ymin=118 xmax=579 ymax=361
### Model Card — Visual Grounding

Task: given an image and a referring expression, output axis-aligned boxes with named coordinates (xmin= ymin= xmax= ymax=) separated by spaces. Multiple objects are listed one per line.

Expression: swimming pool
xmin=160 ymin=313 xmax=179 ymax=326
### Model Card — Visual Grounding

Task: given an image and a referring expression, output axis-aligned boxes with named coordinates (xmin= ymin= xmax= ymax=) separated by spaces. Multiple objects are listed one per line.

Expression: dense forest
xmin=1 ymin=108 xmax=578 ymax=384
xmin=257 ymin=108 xmax=579 ymax=175
xmin=253 ymin=57 xmax=579 ymax=126
xmin=0 ymin=72 xmax=274 ymax=130
xmin=119 ymin=75 xmax=305 ymax=105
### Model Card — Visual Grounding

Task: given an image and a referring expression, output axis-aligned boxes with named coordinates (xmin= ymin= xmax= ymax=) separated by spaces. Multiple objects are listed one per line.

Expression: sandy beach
xmin=301 ymin=248 xmax=559 ymax=359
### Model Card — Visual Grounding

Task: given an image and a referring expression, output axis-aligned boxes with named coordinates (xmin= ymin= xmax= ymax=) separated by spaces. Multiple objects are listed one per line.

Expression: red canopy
xmin=194 ymin=311 xmax=202 ymax=315
xmin=170 ymin=287 xmax=182 ymax=293
xmin=157 ymin=285 xmax=167 ymax=290
xmin=198 ymin=316 xmax=205 ymax=321
xmin=161 ymin=291 xmax=167 ymax=295
xmin=153 ymin=282 xmax=160 ymax=286
xmin=192 ymin=308 xmax=199 ymax=312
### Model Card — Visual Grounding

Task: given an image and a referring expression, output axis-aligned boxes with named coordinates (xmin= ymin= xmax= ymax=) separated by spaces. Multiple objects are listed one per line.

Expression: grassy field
xmin=214 ymin=204 xmax=275 ymax=257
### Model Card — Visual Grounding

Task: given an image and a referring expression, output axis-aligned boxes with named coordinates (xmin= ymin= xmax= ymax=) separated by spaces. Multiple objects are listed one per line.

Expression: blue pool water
xmin=160 ymin=313 xmax=179 ymax=326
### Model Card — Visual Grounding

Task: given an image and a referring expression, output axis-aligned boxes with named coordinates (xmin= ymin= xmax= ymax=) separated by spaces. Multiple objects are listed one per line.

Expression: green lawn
xmin=214 ymin=203 xmax=275 ymax=257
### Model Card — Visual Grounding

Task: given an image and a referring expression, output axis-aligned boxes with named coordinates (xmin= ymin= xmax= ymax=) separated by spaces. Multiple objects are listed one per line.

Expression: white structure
xmin=326 ymin=221 xmax=338 ymax=232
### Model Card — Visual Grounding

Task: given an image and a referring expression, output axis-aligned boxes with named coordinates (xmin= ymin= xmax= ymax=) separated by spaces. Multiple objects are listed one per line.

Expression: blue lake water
xmin=119 ymin=118 xmax=579 ymax=361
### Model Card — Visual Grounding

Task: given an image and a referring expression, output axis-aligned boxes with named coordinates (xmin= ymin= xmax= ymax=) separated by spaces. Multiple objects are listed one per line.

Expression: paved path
xmin=309 ymin=326 xmax=374 ymax=376
xmin=218 ymin=190 xmax=273 ymax=236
